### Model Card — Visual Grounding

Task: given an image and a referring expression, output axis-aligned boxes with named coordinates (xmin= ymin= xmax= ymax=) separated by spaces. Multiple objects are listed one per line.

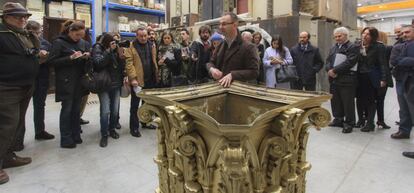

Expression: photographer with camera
xmin=48 ymin=20 xmax=91 ymax=149
xmin=0 ymin=2 xmax=40 ymax=184
xmin=91 ymin=33 xmax=126 ymax=147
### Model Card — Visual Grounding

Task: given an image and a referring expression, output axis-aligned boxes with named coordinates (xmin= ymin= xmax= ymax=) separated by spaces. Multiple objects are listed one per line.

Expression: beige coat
xmin=124 ymin=41 xmax=158 ymax=87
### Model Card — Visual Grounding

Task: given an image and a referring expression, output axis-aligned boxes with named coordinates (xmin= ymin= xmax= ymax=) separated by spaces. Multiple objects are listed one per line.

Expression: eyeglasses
xmin=219 ymin=22 xmax=234 ymax=26
xmin=10 ymin=15 xmax=29 ymax=20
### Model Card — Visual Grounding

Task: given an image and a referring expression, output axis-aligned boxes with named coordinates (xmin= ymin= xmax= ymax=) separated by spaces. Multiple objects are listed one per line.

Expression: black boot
xmin=361 ymin=123 xmax=375 ymax=132
xmin=99 ymin=136 xmax=108 ymax=147
xmin=377 ymin=121 xmax=391 ymax=129
xmin=355 ymin=119 xmax=366 ymax=128
xmin=342 ymin=123 xmax=353 ymax=134
xmin=109 ymin=130 xmax=120 ymax=139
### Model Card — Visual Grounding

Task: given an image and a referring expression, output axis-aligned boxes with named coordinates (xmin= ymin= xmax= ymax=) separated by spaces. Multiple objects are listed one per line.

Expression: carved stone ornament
xmin=137 ymin=81 xmax=331 ymax=193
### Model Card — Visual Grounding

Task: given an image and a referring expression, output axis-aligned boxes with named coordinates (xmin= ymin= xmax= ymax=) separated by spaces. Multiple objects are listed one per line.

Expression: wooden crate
xmin=300 ymin=0 xmax=339 ymax=20
xmin=300 ymin=0 xmax=357 ymax=29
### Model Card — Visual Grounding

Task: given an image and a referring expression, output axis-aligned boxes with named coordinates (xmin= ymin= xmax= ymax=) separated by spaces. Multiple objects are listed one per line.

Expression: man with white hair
xmin=241 ymin=31 xmax=253 ymax=43
xmin=325 ymin=27 xmax=359 ymax=134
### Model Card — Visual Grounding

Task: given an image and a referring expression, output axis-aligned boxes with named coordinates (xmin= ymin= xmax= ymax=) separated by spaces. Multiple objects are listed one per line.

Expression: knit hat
xmin=210 ymin=32 xmax=223 ymax=42
xmin=1 ymin=2 xmax=31 ymax=17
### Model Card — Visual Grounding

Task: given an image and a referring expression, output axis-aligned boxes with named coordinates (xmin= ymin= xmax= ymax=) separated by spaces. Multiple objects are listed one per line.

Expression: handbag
xmin=81 ymin=62 xmax=112 ymax=94
xmin=120 ymin=77 xmax=131 ymax=98
xmin=276 ymin=64 xmax=299 ymax=83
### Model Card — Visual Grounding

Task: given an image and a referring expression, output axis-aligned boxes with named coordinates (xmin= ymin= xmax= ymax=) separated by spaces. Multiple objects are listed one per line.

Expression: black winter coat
xmin=290 ymin=43 xmax=323 ymax=84
xmin=357 ymin=41 xmax=388 ymax=88
xmin=190 ymin=39 xmax=211 ymax=83
xmin=325 ymin=40 xmax=359 ymax=86
xmin=0 ymin=23 xmax=40 ymax=86
xmin=48 ymin=35 xmax=91 ymax=102
xmin=91 ymin=43 xmax=125 ymax=90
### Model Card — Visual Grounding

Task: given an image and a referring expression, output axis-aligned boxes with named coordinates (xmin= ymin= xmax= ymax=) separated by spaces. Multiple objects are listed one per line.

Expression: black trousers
xmin=375 ymin=86 xmax=388 ymax=122
xmin=0 ymin=85 xmax=32 ymax=166
xmin=356 ymin=73 xmax=377 ymax=125
xmin=330 ymin=83 xmax=356 ymax=125
xmin=130 ymin=88 xmax=141 ymax=131
xmin=129 ymin=81 xmax=156 ymax=131
xmin=290 ymin=79 xmax=316 ymax=91
xmin=32 ymin=67 xmax=49 ymax=135
xmin=59 ymin=93 xmax=82 ymax=146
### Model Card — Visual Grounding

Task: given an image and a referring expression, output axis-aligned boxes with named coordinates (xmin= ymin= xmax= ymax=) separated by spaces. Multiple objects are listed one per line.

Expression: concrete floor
xmin=2 ymin=87 xmax=414 ymax=193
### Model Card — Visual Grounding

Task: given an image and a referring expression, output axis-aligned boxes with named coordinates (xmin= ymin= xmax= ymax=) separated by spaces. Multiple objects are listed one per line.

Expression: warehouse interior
xmin=1 ymin=0 xmax=414 ymax=192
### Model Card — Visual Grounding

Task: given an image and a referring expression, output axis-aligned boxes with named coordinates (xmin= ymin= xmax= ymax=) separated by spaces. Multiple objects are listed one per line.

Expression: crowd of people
xmin=0 ymin=2 xmax=413 ymax=185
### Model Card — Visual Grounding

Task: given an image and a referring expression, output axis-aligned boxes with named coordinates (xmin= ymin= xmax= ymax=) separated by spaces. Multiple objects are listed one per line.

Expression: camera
xmin=25 ymin=48 xmax=39 ymax=56
xmin=116 ymin=40 xmax=130 ymax=48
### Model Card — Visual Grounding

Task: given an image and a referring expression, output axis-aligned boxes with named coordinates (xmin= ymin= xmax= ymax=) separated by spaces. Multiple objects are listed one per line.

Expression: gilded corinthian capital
xmin=137 ymin=81 xmax=331 ymax=193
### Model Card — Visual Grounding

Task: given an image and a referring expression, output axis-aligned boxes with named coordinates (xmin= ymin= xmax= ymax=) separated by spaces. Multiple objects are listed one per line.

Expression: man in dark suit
xmin=325 ymin=27 xmax=359 ymax=134
xmin=393 ymin=26 xmax=414 ymax=159
xmin=290 ymin=31 xmax=324 ymax=91
xmin=206 ymin=12 xmax=259 ymax=87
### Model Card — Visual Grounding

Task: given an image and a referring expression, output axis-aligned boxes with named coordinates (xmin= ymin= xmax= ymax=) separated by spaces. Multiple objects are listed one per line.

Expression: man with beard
xmin=189 ymin=25 xmax=212 ymax=84
xmin=179 ymin=28 xmax=192 ymax=84
xmin=290 ymin=31 xmax=323 ymax=91
xmin=147 ymin=27 xmax=158 ymax=48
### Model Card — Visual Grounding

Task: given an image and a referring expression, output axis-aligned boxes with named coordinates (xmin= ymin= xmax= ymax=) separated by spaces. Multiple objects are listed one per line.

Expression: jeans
xmin=98 ymin=87 xmax=120 ymax=137
xmin=396 ymin=78 xmax=414 ymax=134
xmin=59 ymin=93 xmax=82 ymax=146
xmin=0 ymin=85 xmax=32 ymax=165
xmin=33 ymin=67 xmax=49 ymax=135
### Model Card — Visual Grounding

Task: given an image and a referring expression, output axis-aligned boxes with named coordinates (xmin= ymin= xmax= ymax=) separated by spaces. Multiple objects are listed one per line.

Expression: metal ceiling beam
xmin=357 ymin=0 xmax=414 ymax=14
